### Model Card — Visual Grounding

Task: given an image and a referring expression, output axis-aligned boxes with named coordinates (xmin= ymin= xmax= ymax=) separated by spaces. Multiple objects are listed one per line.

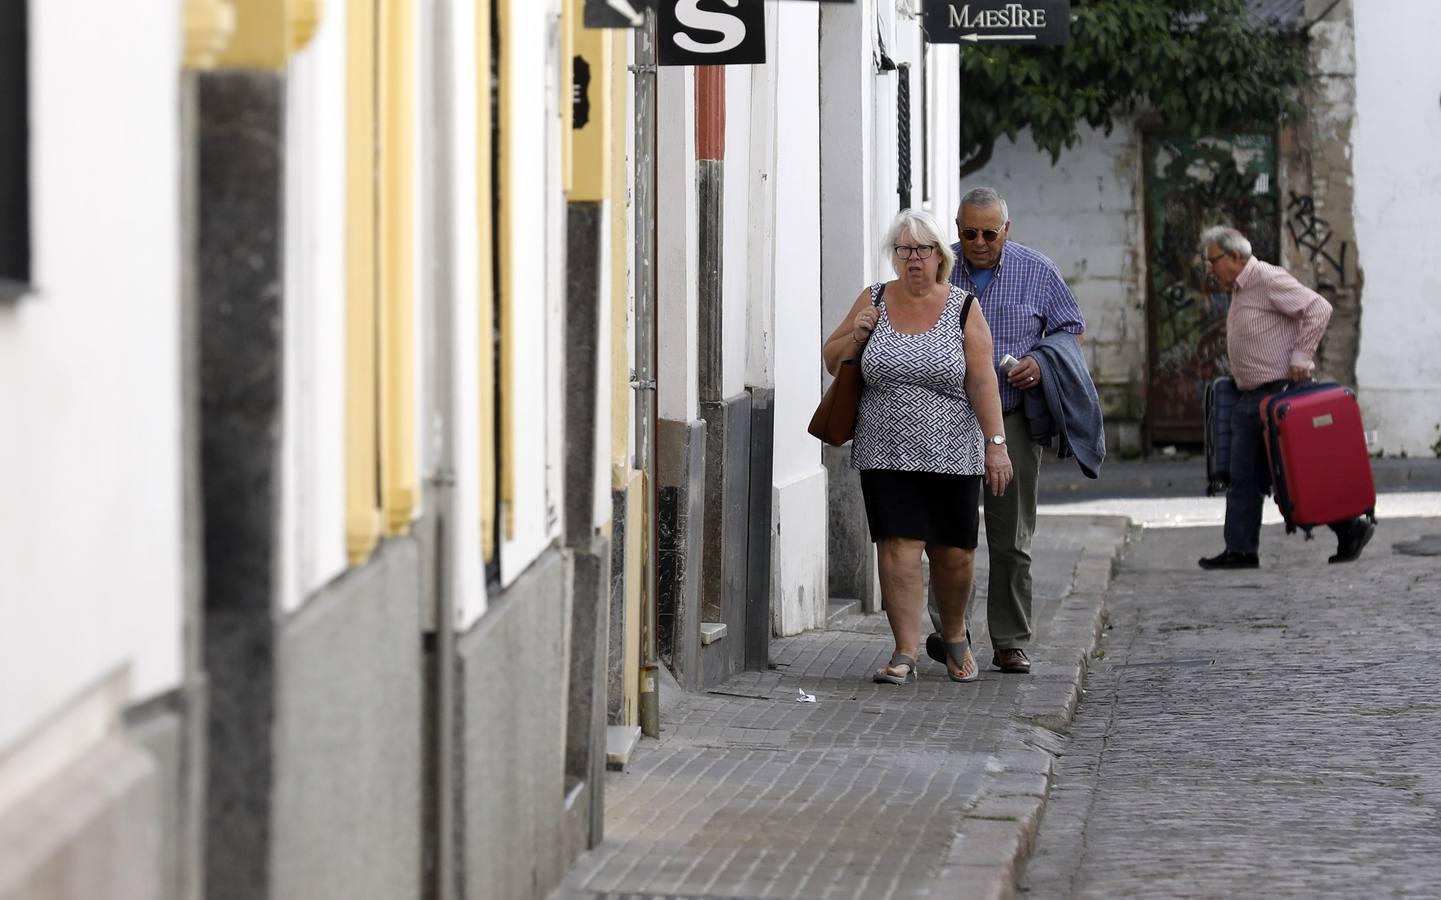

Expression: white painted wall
xmin=445 ymin=0 xmax=488 ymax=624
xmin=281 ymin=3 xmax=349 ymax=616
xmin=1352 ymin=1 xmax=1441 ymax=457
xmin=499 ymin=0 xmax=565 ymax=586
xmin=955 ymin=122 xmax=1143 ymax=386
xmin=923 ymin=42 xmax=962 ymax=227
xmin=818 ymin=0 xmax=877 ymax=337
xmin=924 ymin=41 xmax=944 ymax=214
xmin=772 ymin=7 xmax=822 ymax=486
xmin=894 ymin=10 xmax=960 ymax=241
xmin=722 ymin=66 xmax=751 ymax=400
xmin=0 ymin=1 xmax=183 ymax=754
xmin=656 ymin=65 xmax=699 ymax=423
xmin=744 ymin=2 xmax=779 ymax=393
xmin=770 ymin=1 xmax=827 ymax=634
xmin=870 ymin=2 xmax=898 ymax=269
xmin=542 ymin=3 xmax=566 ymax=559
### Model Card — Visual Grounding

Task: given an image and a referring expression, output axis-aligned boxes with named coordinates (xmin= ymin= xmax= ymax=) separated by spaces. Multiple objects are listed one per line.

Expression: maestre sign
xmin=923 ymin=0 xmax=1071 ymax=46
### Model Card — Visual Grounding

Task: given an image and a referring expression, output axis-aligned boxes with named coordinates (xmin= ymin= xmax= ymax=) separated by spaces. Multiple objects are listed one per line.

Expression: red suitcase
xmin=1261 ymin=382 xmax=1376 ymax=535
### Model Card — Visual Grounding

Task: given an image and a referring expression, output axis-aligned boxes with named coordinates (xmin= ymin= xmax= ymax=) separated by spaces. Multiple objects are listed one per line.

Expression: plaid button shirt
xmin=948 ymin=240 xmax=1086 ymax=412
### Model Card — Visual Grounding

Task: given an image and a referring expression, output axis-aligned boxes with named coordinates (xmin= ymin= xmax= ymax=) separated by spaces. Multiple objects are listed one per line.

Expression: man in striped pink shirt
xmin=1197 ymin=225 xmax=1375 ymax=570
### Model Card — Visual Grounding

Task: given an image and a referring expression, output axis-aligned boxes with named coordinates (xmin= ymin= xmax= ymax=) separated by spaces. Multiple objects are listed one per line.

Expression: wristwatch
xmin=988 ymin=434 xmax=1007 ymax=446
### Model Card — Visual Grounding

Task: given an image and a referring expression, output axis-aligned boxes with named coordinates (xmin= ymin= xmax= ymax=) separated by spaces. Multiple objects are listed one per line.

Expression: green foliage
xmin=956 ymin=0 xmax=1307 ymax=176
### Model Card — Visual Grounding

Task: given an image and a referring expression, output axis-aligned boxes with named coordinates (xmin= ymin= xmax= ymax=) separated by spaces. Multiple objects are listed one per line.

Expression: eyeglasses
xmin=894 ymin=244 xmax=935 ymax=260
xmin=1205 ymin=252 xmax=1227 ymax=266
xmin=960 ymin=227 xmax=1003 ymax=243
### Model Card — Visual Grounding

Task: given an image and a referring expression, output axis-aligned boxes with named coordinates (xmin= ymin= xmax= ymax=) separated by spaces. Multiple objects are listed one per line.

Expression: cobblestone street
xmin=1023 ymin=515 xmax=1441 ymax=898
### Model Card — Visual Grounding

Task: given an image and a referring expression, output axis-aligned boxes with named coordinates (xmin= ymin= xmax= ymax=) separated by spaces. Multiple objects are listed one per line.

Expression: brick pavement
xmin=551 ymin=515 xmax=1131 ymax=900
xmin=1022 ymin=515 xmax=1441 ymax=899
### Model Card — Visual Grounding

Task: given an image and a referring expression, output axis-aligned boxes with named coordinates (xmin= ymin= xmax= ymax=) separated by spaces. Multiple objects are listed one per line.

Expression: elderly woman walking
xmin=822 ymin=208 xmax=1012 ymax=684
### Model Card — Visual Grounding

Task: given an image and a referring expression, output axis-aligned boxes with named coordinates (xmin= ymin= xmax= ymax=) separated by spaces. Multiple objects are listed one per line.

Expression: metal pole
xmin=632 ymin=8 xmax=661 ymax=739
xmin=423 ymin=3 xmax=456 ymax=897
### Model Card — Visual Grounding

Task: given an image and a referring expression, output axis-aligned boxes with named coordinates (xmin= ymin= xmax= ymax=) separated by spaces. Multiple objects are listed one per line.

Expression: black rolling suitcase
xmin=1203 ymin=375 xmax=1238 ymax=496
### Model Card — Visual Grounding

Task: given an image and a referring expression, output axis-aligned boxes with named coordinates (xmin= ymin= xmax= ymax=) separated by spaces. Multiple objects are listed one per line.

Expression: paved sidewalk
xmin=552 ymin=515 xmax=1131 ymax=900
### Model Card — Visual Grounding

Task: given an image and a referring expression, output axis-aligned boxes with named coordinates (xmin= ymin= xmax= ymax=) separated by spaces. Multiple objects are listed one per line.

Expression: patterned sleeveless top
xmin=851 ymin=282 xmax=985 ymax=476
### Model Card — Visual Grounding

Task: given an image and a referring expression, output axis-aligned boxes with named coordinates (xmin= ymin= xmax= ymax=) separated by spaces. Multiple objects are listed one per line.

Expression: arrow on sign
xmin=606 ymin=0 xmax=643 ymax=26
xmin=960 ymin=33 xmax=1038 ymax=41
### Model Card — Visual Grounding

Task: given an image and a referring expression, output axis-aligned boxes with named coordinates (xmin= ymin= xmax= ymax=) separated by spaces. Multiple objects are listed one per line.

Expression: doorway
xmin=1143 ymin=132 xmax=1279 ymax=443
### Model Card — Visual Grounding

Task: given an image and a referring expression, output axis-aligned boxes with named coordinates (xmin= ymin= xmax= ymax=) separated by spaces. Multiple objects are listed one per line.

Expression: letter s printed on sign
xmin=672 ymin=0 xmax=745 ymax=55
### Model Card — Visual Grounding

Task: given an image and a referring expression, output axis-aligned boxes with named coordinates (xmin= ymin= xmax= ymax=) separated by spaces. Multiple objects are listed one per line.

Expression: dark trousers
xmin=1224 ymin=382 xmax=1354 ymax=553
xmin=983 ymin=408 xmax=1042 ymax=650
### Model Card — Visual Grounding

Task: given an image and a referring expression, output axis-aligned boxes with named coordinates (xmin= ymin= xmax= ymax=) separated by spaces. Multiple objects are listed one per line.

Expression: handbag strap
xmin=958 ymin=289 xmax=975 ymax=331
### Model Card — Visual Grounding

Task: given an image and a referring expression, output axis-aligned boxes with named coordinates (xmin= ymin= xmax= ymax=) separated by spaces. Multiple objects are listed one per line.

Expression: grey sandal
xmin=873 ymin=653 xmax=917 ymax=685
xmin=925 ymin=631 xmax=979 ymax=683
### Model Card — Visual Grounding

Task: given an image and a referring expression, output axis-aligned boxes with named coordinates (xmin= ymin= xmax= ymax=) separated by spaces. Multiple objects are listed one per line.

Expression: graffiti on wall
xmin=1286 ymin=191 xmax=1349 ymax=288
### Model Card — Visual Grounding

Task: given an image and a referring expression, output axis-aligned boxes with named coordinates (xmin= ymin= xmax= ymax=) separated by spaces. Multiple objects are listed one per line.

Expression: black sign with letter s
xmin=658 ymin=0 xmax=766 ymax=66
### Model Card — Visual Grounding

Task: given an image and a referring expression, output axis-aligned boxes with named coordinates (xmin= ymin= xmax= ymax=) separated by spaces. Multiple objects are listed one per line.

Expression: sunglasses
xmin=1205 ymin=252 xmax=1227 ymax=266
xmin=961 ymin=227 xmax=1003 ymax=243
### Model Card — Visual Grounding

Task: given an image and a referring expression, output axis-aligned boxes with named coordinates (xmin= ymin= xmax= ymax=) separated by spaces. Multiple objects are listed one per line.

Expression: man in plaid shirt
xmin=1197 ymin=225 xmax=1374 ymax=570
xmin=940 ymin=188 xmax=1086 ymax=675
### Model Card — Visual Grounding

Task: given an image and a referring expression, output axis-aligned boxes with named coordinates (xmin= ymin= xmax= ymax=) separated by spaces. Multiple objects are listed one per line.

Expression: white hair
xmin=1201 ymin=225 xmax=1253 ymax=259
xmin=883 ymin=208 xmax=956 ymax=284
xmin=959 ymin=187 xmax=1009 ymax=224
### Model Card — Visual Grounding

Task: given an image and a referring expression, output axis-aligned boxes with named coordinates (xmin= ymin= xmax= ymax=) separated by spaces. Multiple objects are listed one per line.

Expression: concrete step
xmin=827 ymin=598 xmax=860 ymax=628
xmin=605 ymin=725 xmax=641 ymax=772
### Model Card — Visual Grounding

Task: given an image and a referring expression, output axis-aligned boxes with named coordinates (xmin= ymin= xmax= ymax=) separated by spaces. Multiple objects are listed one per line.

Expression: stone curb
xmin=944 ymin=515 xmax=1131 ymax=900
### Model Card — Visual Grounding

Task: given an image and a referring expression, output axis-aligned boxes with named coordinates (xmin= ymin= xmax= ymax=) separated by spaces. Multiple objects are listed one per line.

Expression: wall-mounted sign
xmin=585 ymin=0 xmax=645 ymax=28
xmin=658 ymin=0 xmax=766 ymax=65
xmin=922 ymin=0 xmax=1070 ymax=46
xmin=589 ymin=0 xmax=857 ymax=32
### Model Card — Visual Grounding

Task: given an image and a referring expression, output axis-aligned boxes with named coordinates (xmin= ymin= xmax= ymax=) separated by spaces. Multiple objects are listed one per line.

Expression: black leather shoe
xmin=1330 ymin=519 xmax=1375 ymax=564
xmin=1198 ymin=550 xmax=1259 ymax=570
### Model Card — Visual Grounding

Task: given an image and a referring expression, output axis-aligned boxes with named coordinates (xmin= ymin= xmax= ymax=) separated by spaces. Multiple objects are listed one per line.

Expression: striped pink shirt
xmin=1226 ymin=256 xmax=1332 ymax=391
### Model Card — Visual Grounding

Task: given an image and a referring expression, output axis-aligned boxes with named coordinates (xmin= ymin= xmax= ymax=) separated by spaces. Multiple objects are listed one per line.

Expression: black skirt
xmin=859 ymin=469 xmax=981 ymax=549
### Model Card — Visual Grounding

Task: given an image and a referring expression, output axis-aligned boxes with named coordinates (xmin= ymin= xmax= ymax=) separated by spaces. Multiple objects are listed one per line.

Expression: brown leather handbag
xmin=807 ymin=357 xmax=863 ymax=446
xmin=809 ymin=284 xmax=884 ymax=446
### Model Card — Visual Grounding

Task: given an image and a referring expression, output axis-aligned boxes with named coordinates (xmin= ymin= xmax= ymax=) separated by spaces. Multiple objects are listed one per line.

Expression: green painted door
xmin=1144 ymin=133 xmax=1279 ymax=443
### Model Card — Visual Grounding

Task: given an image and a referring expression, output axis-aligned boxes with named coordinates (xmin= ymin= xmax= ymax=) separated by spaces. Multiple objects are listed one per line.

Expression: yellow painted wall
xmin=610 ymin=31 xmax=641 ymax=727
xmin=560 ymin=0 xmax=576 ymax=194
xmin=346 ymin=0 xmax=417 ymax=561
xmin=379 ymin=0 xmax=419 ymax=535
xmin=496 ymin=0 xmax=515 ymax=540
xmin=182 ymin=0 xmax=237 ymax=69
xmin=477 ymin=0 xmax=497 ymax=562
xmin=571 ymin=16 xmax=640 ymax=724
xmin=217 ymin=0 xmax=287 ymax=67
xmin=344 ymin=0 xmax=381 ymax=564
xmin=622 ymin=470 xmax=643 ymax=726
xmin=570 ymin=26 xmax=611 ymax=203
xmin=215 ymin=0 xmax=322 ymax=68
xmin=608 ymin=30 xmax=630 ymax=482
